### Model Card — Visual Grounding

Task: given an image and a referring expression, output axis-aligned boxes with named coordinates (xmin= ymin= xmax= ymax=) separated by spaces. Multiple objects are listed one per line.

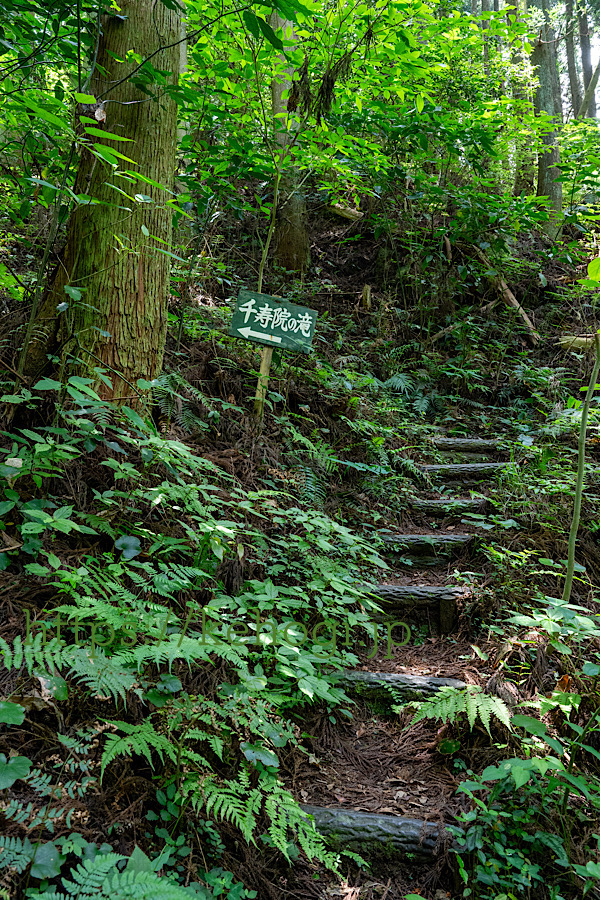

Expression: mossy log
xmin=367 ymin=583 xmax=464 ymax=632
xmin=381 ymin=532 xmax=474 ymax=553
xmin=337 ymin=670 xmax=466 ymax=701
xmin=430 ymin=437 xmax=501 ymax=452
xmin=301 ymin=804 xmax=444 ymax=858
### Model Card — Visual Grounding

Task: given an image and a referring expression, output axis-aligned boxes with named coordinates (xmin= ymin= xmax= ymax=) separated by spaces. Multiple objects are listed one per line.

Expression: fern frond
xmin=0 ymin=835 xmax=33 ymax=873
xmin=384 ymin=373 xmax=416 ymax=395
xmin=408 ymin=685 xmax=512 ymax=736
xmin=101 ymin=721 xmax=177 ymax=779
xmin=66 ymin=647 xmax=136 ymax=702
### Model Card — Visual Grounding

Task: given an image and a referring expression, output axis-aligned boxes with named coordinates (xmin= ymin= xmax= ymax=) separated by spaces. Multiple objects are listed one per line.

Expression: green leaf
xmin=0 ymin=753 xmax=31 ymax=789
xmin=511 ymin=715 xmax=548 ymax=737
xmin=583 ymin=661 xmax=600 ymax=677
xmin=0 ymin=500 xmax=15 ymax=517
xmin=125 ymin=845 xmax=154 ymax=874
xmin=588 ymin=257 xmax=600 ymax=281
xmin=243 ymin=10 xmax=261 ymax=39
xmin=241 ymin=742 xmax=279 ymax=768
xmin=39 ymin=675 xmax=68 ymax=701
xmin=84 ymin=127 xmax=132 ymax=141
xmin=115 ymin=535 xmax=141 ymax=559
xmin=74 ymin=92 xmax=97 ymax=104
xmin=0 ymin=701 xmax=25 ymax=725
xmin=22 ymin=97 xmax=66 ymax=129
xmin=64 ymin=285 xmax=82 ymax=302
xmin=511 ymin=763 xmax=532 ymax=789
xmin=34 ymin=378 xmax=63 ymax=391
xmin=30 ymin=841 xmax=65 ymax=879
xmin=256 ymin=16 xmax=284 ymax=50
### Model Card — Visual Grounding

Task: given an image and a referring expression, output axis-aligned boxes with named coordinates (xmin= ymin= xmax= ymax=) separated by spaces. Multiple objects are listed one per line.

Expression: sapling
xmin=558 ymin=331 xmax=600 ymax=604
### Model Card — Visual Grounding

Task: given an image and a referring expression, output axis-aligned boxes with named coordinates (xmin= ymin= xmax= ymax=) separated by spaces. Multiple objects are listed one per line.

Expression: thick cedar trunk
xmin=566 ymin=0 xmax=583 ymax=116
xmin=578 ymin=4 xmax=596 ymax=118
xmin=270 ymin=14 xmax=309 ymax=275
xmin=531 ymin=0 xmax=562 ymax=229
xmin=23 ymin=1 xmax=181 ymax=399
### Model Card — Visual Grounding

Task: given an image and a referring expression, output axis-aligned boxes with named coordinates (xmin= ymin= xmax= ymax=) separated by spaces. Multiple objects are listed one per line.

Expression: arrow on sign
xmin=236 ymin=326 xmax=282 ymax=344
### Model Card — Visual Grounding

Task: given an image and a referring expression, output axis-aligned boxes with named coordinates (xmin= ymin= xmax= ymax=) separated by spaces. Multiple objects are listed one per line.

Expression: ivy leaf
xmin=115 ymin=535 xmax=142 ymax=559
xmin=0 ymin=701 xmax=25 ymax=725
xmin=30 ymin=841 xmax=65 ymax=879
xmin=241 ymin=742 xmax=279 ymax=768
xmin=0 ymin=753 xmax=31 ymax=789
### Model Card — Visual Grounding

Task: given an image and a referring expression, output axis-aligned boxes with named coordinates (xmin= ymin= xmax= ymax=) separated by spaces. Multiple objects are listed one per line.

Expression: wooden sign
xmin=229 ymin=290 xmax=317 ymax=354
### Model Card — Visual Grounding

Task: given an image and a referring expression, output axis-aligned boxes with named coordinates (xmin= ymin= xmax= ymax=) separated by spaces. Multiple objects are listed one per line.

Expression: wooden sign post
xmin=229 ymin=290 xmax=317 ymax=417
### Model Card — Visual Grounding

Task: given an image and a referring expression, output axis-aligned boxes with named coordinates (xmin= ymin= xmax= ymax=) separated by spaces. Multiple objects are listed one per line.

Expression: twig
xmin=473 ymin=247 xmax=539 ymax=345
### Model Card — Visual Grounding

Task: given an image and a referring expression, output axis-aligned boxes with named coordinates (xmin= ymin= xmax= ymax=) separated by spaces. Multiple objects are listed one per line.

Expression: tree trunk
xmin=510 ymin=1 xmax=536 ymax=195
xmin=531 ymin=0 xmax=563 ymax=230
xmin=566 ymin=0 xmax=583 ymax=117
xmin=481 ymin=0 xmax=491 ymax=72
xmin=270 ymin=14 xmax=310 ymax=275
xmin=23 ymin=0 xmax=181 ymax=400
xmin=578 ymin=3 xmax=596 ymax=118
xmin=578 ymin=57 xmax=600 ymax=117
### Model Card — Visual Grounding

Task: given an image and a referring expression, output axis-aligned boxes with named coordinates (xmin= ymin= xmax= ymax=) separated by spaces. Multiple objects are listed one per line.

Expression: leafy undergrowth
xmin=2 ymin=233 xmax=600 ymax=899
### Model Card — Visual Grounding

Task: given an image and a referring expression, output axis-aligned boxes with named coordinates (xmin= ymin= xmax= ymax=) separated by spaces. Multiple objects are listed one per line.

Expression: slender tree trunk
xmin=481 ymin=0 xmax=491 ymax=72
xmin=23 ymin=0 xmax=181 ymax=400
xmin=566 ymin=0 xmax=583 ymax=117
xmin=578 ymin=57 xmax=600 ymax=117
xmin=531 ymin=0 xmax=563 ymax=229
xmin=578 ymin=2 xmax=596 ymax=118
xmin=270 ymin=13 xmax=310 ymax=274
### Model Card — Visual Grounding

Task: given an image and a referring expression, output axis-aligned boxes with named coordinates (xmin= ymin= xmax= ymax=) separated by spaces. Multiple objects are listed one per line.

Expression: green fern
xmin=34 ymin=852 xmax=193 ymax=899
xmin=297 ymin=464 xmax=327 ymax=507
xmin=189 ymin=768 xmax=339 ymax=869
xmin=406 ymin=685 xmax=512 ymax=736
xmin=384 ymin=372 xmax=416 ymax=394
xmin=66 ymin=647 xmax=136 ymax=702
xmin=100 ymin=721 xmax=178 ymax=780
xmin=0 ymin=835 xmax=34 ymax=873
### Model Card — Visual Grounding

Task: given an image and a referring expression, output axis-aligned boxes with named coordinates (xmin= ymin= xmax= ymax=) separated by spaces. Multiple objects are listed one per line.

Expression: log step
xmin=419 ymin=462 xmax=506 ymax=479
xmin=430 ymin=436 xmax=501 ymax=453
xmin=369 ymin=584 xmax=465 ymax=605
xmin=411 ymin=497 xmax=487 ymax=515
xmin=301 ymin=805 xmax=443 ymax=858
xmin=367 ymin=583 xmax=464 ymax=631
xmin=338 ymin=670 xmax=466 ymax=701
xmin=381 ymin=532 xmax=473 ymax=554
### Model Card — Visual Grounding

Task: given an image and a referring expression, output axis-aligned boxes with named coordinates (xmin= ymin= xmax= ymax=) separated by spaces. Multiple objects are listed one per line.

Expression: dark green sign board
xmin=229 ymin=290 xmax=317 ymax=353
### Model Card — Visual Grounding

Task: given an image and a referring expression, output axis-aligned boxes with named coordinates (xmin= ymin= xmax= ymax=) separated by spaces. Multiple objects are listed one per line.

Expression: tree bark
xmin=531 ymin=0 xmax=563 ymax=231
xmin=578 ymin=57 xmax=600 ymax=118
xmin=566 ymin=0 xmax=583 ymax=117
xmin=510 ymin=1 xmax=536 ymax=195
xmin=481 ymin=0 xmax=491 ymax=72
xmin=23 ymin=0 xmax=181 ymax=400
xmin=578 ymin=2 xmax=596 ymax=118
xmin=270 ymin=14 xmax=310 ymax=275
